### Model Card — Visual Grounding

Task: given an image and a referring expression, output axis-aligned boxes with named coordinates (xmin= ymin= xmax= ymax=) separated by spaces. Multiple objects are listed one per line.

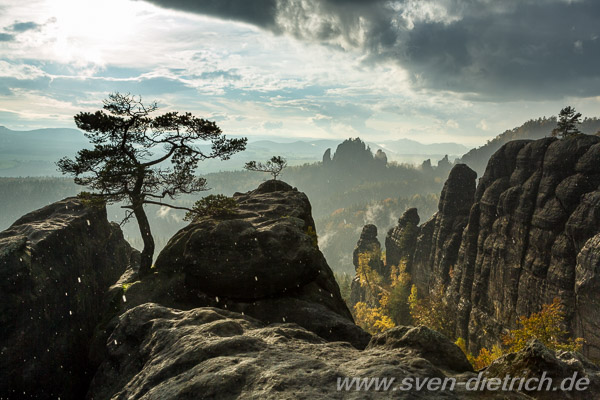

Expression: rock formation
xmin=118 ymin=180 xmax=371 ymax=349
xmin=349 ymin=224 xmax=385 ymax=306
xmin=374 ymin=148 xmax=388 ymax=166
xmin=403 ymin=164 xmax=477 ymax=295
xmin=385 ymin=207 xmax=420 ymax=270
xmin=449 ymin=135 xmax=600 ymax=356
xmin=0 ymin=198 xmax=137 ymax=399
xmin=391 ymin=135 xmax=600 ymax=358
xmin=322 ymin=147 xmax=332 ymax=165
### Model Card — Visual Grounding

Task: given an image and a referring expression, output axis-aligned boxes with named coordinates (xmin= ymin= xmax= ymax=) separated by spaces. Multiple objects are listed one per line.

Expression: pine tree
xmin=552 ymin=106 xmax=582 ymax=138
xmin=58 ymin=92 xmax=247 ymax=276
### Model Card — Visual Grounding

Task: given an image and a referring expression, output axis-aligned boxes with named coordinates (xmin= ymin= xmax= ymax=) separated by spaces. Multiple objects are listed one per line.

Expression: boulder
xmin=0 ymin=198 xmax=136 ymax=399
xmin=123 ymin=180 xmax=370 ymax=349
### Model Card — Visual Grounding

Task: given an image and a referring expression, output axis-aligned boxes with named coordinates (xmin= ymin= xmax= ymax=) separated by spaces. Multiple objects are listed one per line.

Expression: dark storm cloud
xmin=144 ymin=0 xmax=278 ymax=27
xmin=143 ymin=0 xmax=600 ymax=99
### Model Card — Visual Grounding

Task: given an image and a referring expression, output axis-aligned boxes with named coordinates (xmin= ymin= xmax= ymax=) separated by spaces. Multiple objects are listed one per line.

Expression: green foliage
xmin=77 ymin=191 xmax=106 ymax=209
xmin=184 ymin=194 xmax=238 ymax=221
xmin=244 ymin=156 xmax=287 ymax=180
xmin=552 ymin=106 xmax=583 ymax=138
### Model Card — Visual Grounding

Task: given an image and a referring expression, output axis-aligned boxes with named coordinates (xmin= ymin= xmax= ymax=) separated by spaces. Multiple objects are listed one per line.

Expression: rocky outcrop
xmin=88 ymin=303 xmax=535 ymax=400
xmin=484 ymin=339 xmax=600 ymax=400
xmin=322 ymin=147 xmax=332 ymax=165
xmin=444 ymin=135 xmax=600 ymax=356
xmin=378 ymin=135 xmax=600 ymax=358
xmin=374 ymin=149 xmax=388 ymax=166
xmin=119 ymin=180 xmax=370 ymax=349
xmin=409 ymin=164 xmax=477 ymax=294
xmin=0 ymin=198 xmax=136 ymax=399
xmin=385 ymin=208 xmax=420 ymax=269
xmin=349 ymin=224 xmax=385 ymax=306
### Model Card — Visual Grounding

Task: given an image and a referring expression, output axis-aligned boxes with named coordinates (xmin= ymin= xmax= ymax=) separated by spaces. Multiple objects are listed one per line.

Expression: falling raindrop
xmin=86 ymin=220 xmax=91 ymax=226
xmin=215 ymin=296 xmax=220 ymax=303
xmin=77 ymin=277 xmax=81 ymax=283
xmin=254 ymin=276 xmax=258 ymax=281
xmin=122 ymin=295 xmax=127 ymax=303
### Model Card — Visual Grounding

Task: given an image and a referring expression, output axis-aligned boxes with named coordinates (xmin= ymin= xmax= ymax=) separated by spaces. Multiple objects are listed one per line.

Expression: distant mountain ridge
xmin=0 ymin=126 xmax=468 ymax=176
xmin=458 ymin=117 xmax=600 ymax=175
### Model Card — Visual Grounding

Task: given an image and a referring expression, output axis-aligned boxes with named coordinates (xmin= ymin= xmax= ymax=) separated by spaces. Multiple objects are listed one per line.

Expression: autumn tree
xmin=244 ymin=156 xmax=287 ymax=180
xmin=408 ymin=285 xmax=456 ymax=339
xmin=503 ymin=297 xmax=584 ymax=353
xmin=552 ymin=106 xmax=582 ymax=138
xmin=456 ymin=298 xmax=585 ymax=370
xmin=57 ymin=92 xmax=247 ymax=276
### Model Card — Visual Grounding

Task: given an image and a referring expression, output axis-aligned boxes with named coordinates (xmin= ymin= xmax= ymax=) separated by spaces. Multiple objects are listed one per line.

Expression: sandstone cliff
xmin=387 ymin=135 xmax=600 ymax=358
xmin=0 ymin=198 xmax=137 ymax=399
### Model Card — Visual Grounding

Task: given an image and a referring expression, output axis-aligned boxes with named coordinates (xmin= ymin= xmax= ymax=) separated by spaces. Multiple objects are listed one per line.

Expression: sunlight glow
xmin=44 ymin=0 xmax=154 ymax=65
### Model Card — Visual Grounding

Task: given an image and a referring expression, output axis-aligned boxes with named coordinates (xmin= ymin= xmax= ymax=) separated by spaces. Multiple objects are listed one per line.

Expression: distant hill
xmin=458 ymin=117 xmax=600 ymax=175
xmin=0 ymin=126 xmax=468 ymax=176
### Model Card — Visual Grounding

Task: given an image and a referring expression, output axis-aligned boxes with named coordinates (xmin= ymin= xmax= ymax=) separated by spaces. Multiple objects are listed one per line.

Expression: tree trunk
xmin=133 ymin=202 xmax=154 ymax=277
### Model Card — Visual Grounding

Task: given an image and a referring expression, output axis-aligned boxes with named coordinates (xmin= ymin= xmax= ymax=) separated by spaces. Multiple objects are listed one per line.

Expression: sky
xmin=1 ymin=0 xmax=599 ymax=146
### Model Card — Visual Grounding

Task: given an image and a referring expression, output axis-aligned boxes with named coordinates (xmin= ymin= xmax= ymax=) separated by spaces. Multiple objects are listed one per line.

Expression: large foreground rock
xmin=118 ymin=180 xmax=370 ymax=349
xmin=0 ymin=198 xmax=137 ymax=399
xmin=88 ymin=303 xmax=532 ymax=399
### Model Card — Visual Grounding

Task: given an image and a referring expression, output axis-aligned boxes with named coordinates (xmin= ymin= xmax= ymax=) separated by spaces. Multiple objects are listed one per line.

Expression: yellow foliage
xmin=455 ymin=337 xmax=476 ymax=367
xmin=463 ymin=298 xmax=585 ymax=370
xmin=502 ymin=297 xmax=584 ymax=354
xmin=356 ymin=252 xmax=382 ymax=290
xmin=408 ymin=285 xmax=455 ymax=339
xmin=473 ymin=345 xmax=503 ymax=370
xmin=353 ymin=302 xmax=396 ymax=334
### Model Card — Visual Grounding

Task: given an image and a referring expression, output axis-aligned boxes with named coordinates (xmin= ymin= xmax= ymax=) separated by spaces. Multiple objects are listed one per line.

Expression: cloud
xmin=446 ymin=119 xmax=459 ymax=129
xmin=143 ymin=0 xmax=600 ymax=100
xmin=261 ymin=120 xmax=283 ymax=130
xmin=8 ymin=21 xmax=42 ymax=32
xmin=143 ymin=0 xmax=278 ymax=27
xmin=0 ymin=33 xmax=14 ymax=42
xmin=477 ymin=119 xmax=489 ymax=131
